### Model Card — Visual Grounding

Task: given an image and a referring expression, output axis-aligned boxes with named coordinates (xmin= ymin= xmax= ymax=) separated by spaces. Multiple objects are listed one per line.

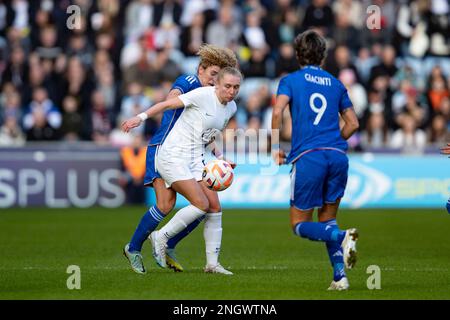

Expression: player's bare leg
xmin=150 ymin=179 xmax=209 ymax=268
xmin=200 ymin=183 xmax=232 ymax=275
xmin=153 ymin=178 xmax=176 ymax=215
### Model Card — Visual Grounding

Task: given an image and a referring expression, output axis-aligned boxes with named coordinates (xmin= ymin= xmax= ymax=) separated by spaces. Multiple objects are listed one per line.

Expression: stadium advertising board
xmin=0 ymin=151 xmax=125 ymax=208
xmin=1 ymin=151 xmax=447 ymax=208
xmin=165 ymin=154 xmax=449 ymax=209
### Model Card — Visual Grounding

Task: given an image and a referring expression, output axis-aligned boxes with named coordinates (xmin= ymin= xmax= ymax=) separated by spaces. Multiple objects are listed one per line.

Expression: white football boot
xmin=341 ymin=228 xmax=359 ymax=269
xmin=123 ymin=243 xmax=146 ymax=274
xmin=149 ymin=231 xmax=167 ymax=268
xmin=327 ymin=277 xmax=349 ymax=291
xmin=204 ymin=263 xmax=233 ymax=275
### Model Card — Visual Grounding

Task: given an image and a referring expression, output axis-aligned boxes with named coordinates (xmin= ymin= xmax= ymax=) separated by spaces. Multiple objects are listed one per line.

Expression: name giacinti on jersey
xmin=304 ymin=73 xmax=331 ymax=86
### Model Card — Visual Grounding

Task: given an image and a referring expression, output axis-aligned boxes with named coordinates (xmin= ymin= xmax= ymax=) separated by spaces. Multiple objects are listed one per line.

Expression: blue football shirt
xmin=149 ymin=74 xmax=202 ymax=146
xmin=277 ymin=65 xmax=353 ymax=163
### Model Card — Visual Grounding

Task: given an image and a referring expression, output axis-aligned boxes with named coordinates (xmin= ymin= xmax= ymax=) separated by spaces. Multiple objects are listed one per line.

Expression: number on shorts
xmin=309 ymin=93 xmax=327 ymax=125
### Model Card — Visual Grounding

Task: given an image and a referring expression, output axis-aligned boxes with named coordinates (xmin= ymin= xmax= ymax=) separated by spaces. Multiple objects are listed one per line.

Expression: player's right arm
xmin=271 ymin=94 xmax=290 ymax=165
xmin=339 ymin=107 xmax=359 ymax=140
xmin=121 ymin=96 xmax=185 ymax=133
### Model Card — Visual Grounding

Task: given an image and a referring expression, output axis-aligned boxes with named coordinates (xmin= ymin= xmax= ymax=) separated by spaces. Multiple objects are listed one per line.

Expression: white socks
xmin=204 ymin=212 xmax=223 ymax=267
xmin=159 ymin=205 xmax=206 ymax=240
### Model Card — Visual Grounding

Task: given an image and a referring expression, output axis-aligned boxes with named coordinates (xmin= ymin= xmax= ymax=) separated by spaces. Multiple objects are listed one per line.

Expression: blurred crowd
xmin=0 ymin=0 xmax=449 ymax=154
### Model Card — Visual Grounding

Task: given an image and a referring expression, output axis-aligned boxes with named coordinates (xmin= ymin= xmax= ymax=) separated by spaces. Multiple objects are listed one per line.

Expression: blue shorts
xmin=143 ymin=144 xmax=161 ymax=187
xmin=290 ymin=149 xmax=348 ymax=210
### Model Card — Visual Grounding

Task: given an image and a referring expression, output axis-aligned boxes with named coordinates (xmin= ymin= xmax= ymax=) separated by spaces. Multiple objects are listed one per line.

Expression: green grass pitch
xmin=0 ymin=207 xmax=449 ymax=299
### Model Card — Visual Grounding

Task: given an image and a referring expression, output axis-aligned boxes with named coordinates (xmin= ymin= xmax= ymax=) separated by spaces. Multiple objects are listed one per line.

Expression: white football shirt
xmin=159 ymin=86 xmax=237 ymax=160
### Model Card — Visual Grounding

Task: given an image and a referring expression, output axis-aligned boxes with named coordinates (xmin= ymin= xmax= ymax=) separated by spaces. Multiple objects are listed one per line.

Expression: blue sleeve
xmin=339 ymin=84 xmax=353 ymax=111
xmin=276 ymin=76 xmax=292 ymax=99
xmin=171 ymin=75 xmax=196 ymax=94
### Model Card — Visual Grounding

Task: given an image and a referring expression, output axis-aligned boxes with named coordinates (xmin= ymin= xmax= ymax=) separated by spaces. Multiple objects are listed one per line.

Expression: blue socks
xmin=167 ymin=215 xmax=205 ymax=249
xmin=129 ymin=206 xmax=165 ymax=252
xmin=322 ymin=219 xmax=346 ymax=281
xmin=128 ymin=206 xmax=206 ymax=252
xmin=294 ymin=219 xmax=346 ymax=281
xmin=294 ymin=221 xmax=345 ymax=243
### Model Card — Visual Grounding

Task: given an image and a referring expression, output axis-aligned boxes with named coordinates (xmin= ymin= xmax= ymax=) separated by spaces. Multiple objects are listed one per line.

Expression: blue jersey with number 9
xmin=277 ymin=65 xmax=353 ymax=164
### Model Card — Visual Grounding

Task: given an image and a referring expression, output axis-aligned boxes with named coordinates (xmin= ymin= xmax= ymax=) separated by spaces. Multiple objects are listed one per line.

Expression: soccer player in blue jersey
xmin=271 ymin=30 xmax=360 ymax=290
xmin=440 ymin=143 xmax=450 ymax=213
xmin=123 ymin=44 xmax=238 ymax=274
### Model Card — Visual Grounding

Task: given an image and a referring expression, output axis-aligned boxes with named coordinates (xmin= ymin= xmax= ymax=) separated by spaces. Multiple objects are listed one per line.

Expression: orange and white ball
xmin=202 ymin=159 xmax=234 ymax=191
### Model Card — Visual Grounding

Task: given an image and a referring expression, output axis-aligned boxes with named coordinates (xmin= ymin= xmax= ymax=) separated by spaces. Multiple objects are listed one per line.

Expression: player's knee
xmin=192 ymin=197 xmax=210 ymax=213
xmin=207 ymin=200 xmax=221 ymax=213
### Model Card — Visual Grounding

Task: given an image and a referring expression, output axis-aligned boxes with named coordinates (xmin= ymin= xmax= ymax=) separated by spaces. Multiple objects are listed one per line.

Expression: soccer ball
xmin=202 ymin=159 xmax=234 ymax=191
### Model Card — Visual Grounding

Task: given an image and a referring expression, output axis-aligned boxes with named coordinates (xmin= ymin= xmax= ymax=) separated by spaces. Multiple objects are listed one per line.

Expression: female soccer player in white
xmin=123 ymin=44 xmax=238 ymax=275
xmin=122 ymin=67 xmax=242 ymax=274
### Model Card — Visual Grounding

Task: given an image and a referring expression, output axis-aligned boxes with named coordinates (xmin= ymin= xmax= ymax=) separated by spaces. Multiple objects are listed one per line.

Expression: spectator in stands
xmin=302 ymin=0 xmax=334 ymax=37
xmin=61 ymin=56 xmax=95 ymax=113
xmin=339 ymin=68 xmax=367 ymax=120
xmin=390 ymin=113 xmax=427 ymax=153
xmin=243 ymin=10 xmax=268 ymax=52
xmin=25 ymin=107 xmax=60 ymax=141
xmin=23 ymin=87 xmax=61 ymax=133
xmin=360 ymin=111 xmax=390 ymax=150
xmin=428 ymin=113 xmax=449 ymax=146
xmin=119 ymin=133 xmax=147 ymax=204
xmin=275 ymin=43 xmax=298 ymax=77
xmin=427 ymin=67 xmax=449 ymax=113
xmin=36 ymin=25 xmax=62 ymax=61
xmin=96 ymin=67 xmax=118 ymax=112
xmin=206 ymin=5 xmax=242 ymax=49
xmin=0 ymin=90 xmax=22 ymax=125
xmin=394 ymin=86 xmax=428 ymax=129
xmin=66 ymin=33 xmax=93 ymax=67
xmin=88 ymin=90 xmax=114 ymax=145
xmin=327 ymin=45 xmax=361 ymax=83
xmin=368 ymin=44 xmax=398 ymax=88
xmin=124 ymin=0 xmax=155 ymax=42
xmin=331 ymin=3 xmax=361 ymax=51
xmin=122 ymin=34 xmax=162 ymax=88
xmin=354 ymin=47 xmax=379 ymax=86
xmin=2 ymin=44 xmax=28 ymax=90
xmin=61 ymin=95 xmax=83 ymax=141
xmin=242 ymin=47 xmax=270 ymax=78
xmin=277 ymin=6 xmax=302 ymax=45
xmin=0 ymin=115 xmax=25 ymax=146
xmin=180 ymin=11 xmax=206 ymax=57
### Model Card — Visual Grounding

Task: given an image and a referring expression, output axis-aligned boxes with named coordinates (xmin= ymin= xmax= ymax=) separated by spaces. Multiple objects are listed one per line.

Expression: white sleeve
xmin=231 ymin=102 xmax=237 ymax=116
xmin=178 ymin=87 xmax=206 ymax=108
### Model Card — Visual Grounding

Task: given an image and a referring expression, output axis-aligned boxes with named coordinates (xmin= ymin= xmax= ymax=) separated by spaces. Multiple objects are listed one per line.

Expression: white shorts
xmin=155 ymin=147 xmax=205 ymax=188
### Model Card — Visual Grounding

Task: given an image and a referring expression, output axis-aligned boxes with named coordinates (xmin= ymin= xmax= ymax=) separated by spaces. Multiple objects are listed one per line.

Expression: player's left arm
xmin=121 ymin=97 xmax=185 ymax=133
xmin=339 ymin=107 xmax=359 ymax=140
xmin=271 ymin=94 xmax=290 ymax=165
